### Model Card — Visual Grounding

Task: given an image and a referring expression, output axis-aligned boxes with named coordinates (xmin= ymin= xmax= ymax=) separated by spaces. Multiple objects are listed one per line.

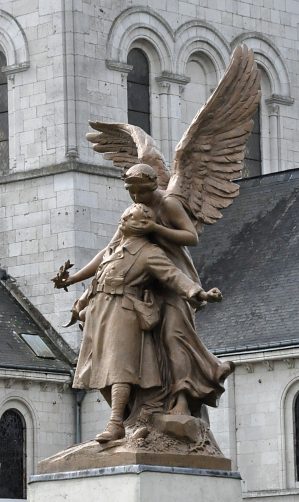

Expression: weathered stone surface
xmin=29 ymin=466 xmax=242 ymax=502
xmin=37 ymin=416 xmax=230 ymax=474
xmin=37 ymin=439 xmax=231 ymax=474
xmin=153 ymin=414 xmax=203 ymax=442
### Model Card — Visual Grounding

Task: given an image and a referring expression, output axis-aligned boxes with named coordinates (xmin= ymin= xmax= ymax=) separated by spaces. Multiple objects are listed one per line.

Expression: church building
xmin=0 ymin=1 xmax=298 ymax=500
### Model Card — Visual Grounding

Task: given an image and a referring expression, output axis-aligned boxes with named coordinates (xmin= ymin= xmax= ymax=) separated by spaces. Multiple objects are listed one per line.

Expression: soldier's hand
xmin=51 ymin=260 xmax=74 ymax=291
xmin=52 ymin=276 xmax=70 ymax=290
xmin=206 ymin=287 xmax=222 ymax=303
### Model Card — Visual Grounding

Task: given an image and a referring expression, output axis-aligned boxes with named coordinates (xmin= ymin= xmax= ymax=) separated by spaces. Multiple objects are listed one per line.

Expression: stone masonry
xmin=0 ymin=2 xmax=299 ymax=499
xmin=0 ymin=0 xmax=298 ymax=348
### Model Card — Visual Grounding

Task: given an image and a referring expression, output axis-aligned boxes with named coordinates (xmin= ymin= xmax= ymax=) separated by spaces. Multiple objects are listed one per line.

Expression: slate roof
xmin=192 ymin=169 xmax=299 ymax=355
xmin=0 ymin=279 xmax=74 ymax=373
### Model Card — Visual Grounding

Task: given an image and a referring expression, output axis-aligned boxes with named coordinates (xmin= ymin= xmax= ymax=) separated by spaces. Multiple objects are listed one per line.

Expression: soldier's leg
xmin=96 ymin=383 xmax=131 ymax=442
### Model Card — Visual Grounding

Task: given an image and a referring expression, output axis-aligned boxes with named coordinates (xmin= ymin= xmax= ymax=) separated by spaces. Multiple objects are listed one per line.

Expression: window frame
xmin=127 ymin=48 xmax=151 ymax=135
xmin=243 ymin=103 xmax=262 ymax=178
xmin=0 ymin=408 xmax=27 ymax=500
xmin=0 ymin=51 xmax=8 ymax=174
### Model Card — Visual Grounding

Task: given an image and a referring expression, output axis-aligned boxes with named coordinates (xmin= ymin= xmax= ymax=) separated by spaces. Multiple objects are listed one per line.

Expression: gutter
xmin=212 ymin=339 xmax=299 ymax=357
xmin=0 ymin=363 xmax=72 ymax=375
xmin=211 ymin=344 xmax=299 ymax=370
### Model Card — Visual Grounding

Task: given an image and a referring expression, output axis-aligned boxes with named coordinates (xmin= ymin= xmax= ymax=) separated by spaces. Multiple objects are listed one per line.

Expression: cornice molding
xmin=106 ymin=60 xmax=133 ymax=73
xmin=0 ymin=161 xmax=123 ymax=185
xmin=2 ymin=61 xmax=30 ymax=75
xmin=156 ymin=71 xmax=190 ymax=85
xmin=265 ymin=94 xmax=294 ymax=106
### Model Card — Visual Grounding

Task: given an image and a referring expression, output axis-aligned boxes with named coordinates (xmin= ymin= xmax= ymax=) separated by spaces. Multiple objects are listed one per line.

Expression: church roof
xmin=193 ymin=169 xmax=299 ymax=355
xmin=0 ymin=279 xmax=75 ymax=373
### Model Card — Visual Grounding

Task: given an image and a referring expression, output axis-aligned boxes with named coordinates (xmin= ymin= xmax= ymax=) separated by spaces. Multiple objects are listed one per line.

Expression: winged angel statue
xmin=53 ymin=45 xmax=260 ymax=444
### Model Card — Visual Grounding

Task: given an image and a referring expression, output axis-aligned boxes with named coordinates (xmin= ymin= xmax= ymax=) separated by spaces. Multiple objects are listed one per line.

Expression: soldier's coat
xmin=73 ymin=236 xmax=201 ymax=391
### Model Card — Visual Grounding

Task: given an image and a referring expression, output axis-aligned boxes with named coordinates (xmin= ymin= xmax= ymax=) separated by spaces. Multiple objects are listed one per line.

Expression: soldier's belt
xmin=96 ymin=283 xmax=142 ymax=297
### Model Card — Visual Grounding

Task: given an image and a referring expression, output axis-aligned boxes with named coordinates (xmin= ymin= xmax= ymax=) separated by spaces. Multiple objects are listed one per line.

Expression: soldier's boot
xmin=96 ymin=383 xmax=131 ymax=443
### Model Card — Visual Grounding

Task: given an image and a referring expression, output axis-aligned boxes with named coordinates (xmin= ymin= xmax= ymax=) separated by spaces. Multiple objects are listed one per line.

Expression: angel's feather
xmin=86 ymin=44 xmax=260 ymax=234
xmin=168 ymin=44 xmax=261 ymax=230
xmin=86 ymin=122 xmax=170 ymax=189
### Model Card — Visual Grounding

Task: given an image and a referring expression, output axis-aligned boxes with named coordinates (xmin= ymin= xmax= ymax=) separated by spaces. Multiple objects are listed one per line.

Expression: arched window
xmin=243 ymin=104 xmax=262 ymax=178
xmin=127 ymin=48 xmax=150 ymax=134
xmin=181 ymin=53 xmax=217 ymax=133
xmin=294 ymin=393 xmax=299 ymax=481
xmin=0 ymin=51 xmax=8 ymax=173
xmin=0 ymin=409 xmax=26 ymax=499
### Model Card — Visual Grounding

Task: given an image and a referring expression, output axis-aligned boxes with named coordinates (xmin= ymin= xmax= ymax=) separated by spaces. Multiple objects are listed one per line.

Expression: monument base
xmin=29 ymin=465 xmax=242 ymax=502
xmin=37 ymin=439 xmax=231 ymax=473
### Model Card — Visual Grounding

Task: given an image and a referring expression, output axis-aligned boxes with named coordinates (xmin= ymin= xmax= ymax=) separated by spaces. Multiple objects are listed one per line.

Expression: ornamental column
xmin=156 ymin=72 xmax=189 ymax=165
xmin=266 ymin=102 xmax=280 ymax=173
xmin=265 ymin=94 xmax=294 ymax=173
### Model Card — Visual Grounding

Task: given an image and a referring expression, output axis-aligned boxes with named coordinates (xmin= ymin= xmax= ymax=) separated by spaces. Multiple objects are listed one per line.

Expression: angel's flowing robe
xmin=151 ymin=194 xmax=233 ymax=413
xmin=73 ymin=200 xmax=233 ymax=420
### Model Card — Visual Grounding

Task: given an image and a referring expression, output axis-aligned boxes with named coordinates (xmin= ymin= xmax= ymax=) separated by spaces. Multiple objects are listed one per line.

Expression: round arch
xmin=280 ymin=377 xmax=299 ymax=489
xmin=128 ymin=36 xmax=165 ymax=78
xmin=232 ymin=33 xmax=292 ymax=97
xmin=0 ymin=395 xmax=39 ymax=476
xmin=0 ymin=408 xmax=26 ymax=498
xmin=127 ymin=47 xmax=151 ymax=134
xmin=175 ymin=21 xmax=231 ymax=79
xmin=0 ymin=9 xmax=29 ymax=72
xmin=106 ymin=7 xmax=174 ymax=73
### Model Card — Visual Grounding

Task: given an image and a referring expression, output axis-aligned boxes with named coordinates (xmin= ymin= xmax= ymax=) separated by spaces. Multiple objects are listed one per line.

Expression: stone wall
xmin=0 ymin=166 xmax=129 ymax=349
xmin=81 ymin=389 xmax=110 ymax=442
xmin=71 ymin=0 xmax=299 ymax=171
xmin=0 ymin=368 xmax=74 ymax=479
xmin=0 ymin=1 xmax=299 ymax=497
xmin=0 ymin=0 xmax=298 ymax=347
xmin=209 ymin=350 xmax=299 ymax=499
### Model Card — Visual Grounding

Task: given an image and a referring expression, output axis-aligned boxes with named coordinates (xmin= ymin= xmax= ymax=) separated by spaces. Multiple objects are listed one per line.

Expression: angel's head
xmin=124 ymin=164 xmax=158 ymax=204
xmin=120 ymin=203 xmax=154 ymax=237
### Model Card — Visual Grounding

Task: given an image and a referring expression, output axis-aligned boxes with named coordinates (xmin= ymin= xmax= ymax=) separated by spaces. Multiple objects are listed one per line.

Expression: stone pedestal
xmin=28 ymin=465 xmax=242 ymax=502
xmin=36 ymin=438 xmax=232 ymax=474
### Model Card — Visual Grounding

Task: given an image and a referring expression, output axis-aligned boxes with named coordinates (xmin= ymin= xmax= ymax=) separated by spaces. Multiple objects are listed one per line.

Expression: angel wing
xmin=167 ymin=44 xmax=261 ymax=232
xmin=86 ymin=122 xmax=170 ymax=189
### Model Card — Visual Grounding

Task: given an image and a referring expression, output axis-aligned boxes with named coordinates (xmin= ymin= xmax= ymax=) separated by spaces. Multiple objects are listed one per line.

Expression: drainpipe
xmin=73 ymin=388 xmax=86 ymax=444
xmin=70 ymin=369 xmax=86 ymax=444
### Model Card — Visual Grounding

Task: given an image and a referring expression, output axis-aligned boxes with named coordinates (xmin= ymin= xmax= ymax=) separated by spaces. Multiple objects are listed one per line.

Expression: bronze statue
xmin=52 ymin=45 xmax=260 ymax=448
xmin=71 ymin=203 xmax=225 ymax=442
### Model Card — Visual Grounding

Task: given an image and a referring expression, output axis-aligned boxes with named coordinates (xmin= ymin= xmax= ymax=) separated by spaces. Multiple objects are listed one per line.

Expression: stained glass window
xmin=127 ymin=49 xmax=150 ymax=134
xmin=0 ymin=409 xmax=26 ymax=499
xmin=0 ymin=52 xmax=8 ymax=173
xmin=243 ymin=104 xmax=261 ymax=178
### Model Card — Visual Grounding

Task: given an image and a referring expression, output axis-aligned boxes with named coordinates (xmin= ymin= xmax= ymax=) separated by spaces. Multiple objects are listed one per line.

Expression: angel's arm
xmin=128 ymin=197 xmax=198 ymax=246
xmin=153 ymin=197 xmax=198 ymax=246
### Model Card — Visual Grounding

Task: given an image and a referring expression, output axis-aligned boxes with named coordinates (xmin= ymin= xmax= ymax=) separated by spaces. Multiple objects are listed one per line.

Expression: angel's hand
xmin=204 ymin=287 xmax=223 ymax=303
xmin=124 ymin=219 xmax=156 ymax=235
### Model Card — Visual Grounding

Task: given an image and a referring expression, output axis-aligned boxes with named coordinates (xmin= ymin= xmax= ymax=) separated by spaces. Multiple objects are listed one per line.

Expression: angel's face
xmin=127 ymin=184 xmax=155 ymax=205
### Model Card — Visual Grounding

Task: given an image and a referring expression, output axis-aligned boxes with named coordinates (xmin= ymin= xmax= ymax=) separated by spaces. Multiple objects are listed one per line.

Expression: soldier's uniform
xmin=73 ymin=236 xmax=201 ymax=393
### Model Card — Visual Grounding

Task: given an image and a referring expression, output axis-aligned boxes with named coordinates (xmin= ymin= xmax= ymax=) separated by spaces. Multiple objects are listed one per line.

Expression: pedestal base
xmin=37 ymin=439 xmax=231 ymax=473
xmin=29 ymin=465 xmax=242 ymax=502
